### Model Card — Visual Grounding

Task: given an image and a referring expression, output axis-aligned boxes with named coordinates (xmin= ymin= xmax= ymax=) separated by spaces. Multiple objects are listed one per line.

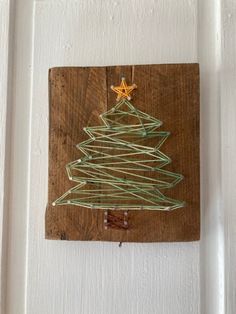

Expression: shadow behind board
xmin=45 ymin=64 xmax=200 ymax=242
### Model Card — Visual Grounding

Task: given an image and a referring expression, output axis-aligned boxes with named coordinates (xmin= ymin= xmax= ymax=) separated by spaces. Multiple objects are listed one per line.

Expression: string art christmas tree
xmin=53 ymin=78 xmax=185 ymax=211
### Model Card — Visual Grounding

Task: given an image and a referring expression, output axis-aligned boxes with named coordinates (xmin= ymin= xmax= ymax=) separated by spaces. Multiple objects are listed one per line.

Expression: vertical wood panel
xmin=26 ymin=1 xmax=200 ymax=313
xmin=221 ymin=1 xmax=236 ymax=313
xmin=4 ymin=0 xmax=34 ymax=313
xmin=198 ymin=0 xmax=225 ymax=313
xmin=0 ymin=2 xmax=11 ymax=312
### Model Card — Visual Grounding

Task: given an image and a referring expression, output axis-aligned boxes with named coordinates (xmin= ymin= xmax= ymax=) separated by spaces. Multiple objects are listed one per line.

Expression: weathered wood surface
xmin=45 ymin=64 xmax=200 ymax=242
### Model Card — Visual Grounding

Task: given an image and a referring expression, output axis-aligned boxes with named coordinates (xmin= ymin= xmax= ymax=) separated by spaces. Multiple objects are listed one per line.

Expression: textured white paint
xmin=2 ymin=0 xmax=233 ymax=314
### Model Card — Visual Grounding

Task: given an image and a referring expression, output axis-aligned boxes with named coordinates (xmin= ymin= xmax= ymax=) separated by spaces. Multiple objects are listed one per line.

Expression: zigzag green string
xmin=53 ymin=99 xmax=185 ymax=211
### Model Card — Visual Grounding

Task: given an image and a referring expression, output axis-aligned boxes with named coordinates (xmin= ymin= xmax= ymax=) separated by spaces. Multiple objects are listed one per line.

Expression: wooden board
xmin=45 ymin=64 xmax=200 ymax=242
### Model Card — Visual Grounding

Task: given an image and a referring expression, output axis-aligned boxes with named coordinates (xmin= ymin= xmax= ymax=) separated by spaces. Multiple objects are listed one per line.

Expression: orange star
xmin=111 ymin=77 xmax=137 ymax=101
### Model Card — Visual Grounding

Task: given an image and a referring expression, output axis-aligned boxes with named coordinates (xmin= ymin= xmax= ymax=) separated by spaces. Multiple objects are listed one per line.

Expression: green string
xmin=53 ymin=99 xmax=185 ymax=211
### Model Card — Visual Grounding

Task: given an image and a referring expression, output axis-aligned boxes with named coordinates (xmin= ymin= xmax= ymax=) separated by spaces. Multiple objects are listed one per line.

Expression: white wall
xmin=1 ymin=0 xmax=232 ymax=314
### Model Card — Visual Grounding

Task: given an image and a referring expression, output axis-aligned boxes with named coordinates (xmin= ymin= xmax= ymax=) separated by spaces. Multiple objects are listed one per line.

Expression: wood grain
xmin=45 ymin=64 xmax=200 ymax=242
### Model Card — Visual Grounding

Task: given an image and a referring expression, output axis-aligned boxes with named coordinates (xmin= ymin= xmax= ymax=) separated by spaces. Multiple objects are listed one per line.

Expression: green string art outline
xmin=53 ymin=99 xmax=185 ymax=211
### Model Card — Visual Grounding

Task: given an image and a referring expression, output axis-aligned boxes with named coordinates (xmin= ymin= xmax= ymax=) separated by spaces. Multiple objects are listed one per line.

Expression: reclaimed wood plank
xmin=45 ymin=64 xmax=200 ymax=242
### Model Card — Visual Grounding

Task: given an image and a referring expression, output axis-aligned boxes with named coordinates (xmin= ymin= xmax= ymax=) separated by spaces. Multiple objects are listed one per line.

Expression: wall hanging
xmin=45 ymin=64 xmax=200 ymax=242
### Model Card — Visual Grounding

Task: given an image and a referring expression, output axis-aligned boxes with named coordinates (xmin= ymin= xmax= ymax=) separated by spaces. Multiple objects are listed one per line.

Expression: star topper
xmin=111 ymin=77 xmax=137 ymax=101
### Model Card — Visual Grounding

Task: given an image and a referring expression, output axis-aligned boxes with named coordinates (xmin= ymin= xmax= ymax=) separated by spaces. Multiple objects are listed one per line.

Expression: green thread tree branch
xmin=53 ymin=99 xmax=185 ymax=211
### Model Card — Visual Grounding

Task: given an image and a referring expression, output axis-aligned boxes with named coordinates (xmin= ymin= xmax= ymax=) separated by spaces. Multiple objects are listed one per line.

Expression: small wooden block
xmin=45 ymin=64 xmax=200 ymax=242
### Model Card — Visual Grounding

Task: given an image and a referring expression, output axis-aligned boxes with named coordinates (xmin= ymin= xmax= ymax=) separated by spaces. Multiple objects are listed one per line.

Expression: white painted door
xmin=1 ymin=1 xmax=235 ymax=314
